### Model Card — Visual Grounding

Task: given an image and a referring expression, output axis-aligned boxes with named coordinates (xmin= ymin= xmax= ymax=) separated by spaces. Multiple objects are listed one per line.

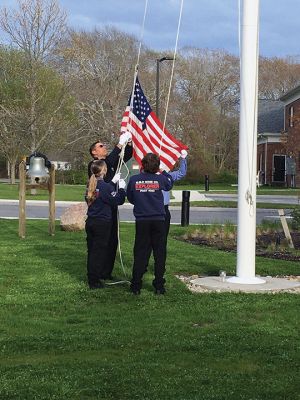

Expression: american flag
xmin=120 ymin=76 xmax=187 ymax=171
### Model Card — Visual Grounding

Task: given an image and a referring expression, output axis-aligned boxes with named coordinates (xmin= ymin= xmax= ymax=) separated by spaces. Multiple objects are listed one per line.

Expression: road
xmin=0 ymin=200 xmax=292 ymax=225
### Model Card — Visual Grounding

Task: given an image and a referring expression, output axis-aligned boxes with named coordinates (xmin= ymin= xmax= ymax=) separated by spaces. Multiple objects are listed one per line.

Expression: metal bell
xmin=27 ymin=156 xmax=49 ymax=179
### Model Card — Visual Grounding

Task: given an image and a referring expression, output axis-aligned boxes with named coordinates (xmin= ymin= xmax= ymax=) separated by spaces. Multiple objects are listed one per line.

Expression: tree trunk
xmin=9 ymin=160 xmax=16 ymax=184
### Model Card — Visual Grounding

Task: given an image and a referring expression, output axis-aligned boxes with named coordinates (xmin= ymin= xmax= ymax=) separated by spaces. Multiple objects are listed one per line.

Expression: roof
xmin=257 ymin=99 xmax=284 ymax=134
xmin=280 ymin=84 xmax=300 ymax=102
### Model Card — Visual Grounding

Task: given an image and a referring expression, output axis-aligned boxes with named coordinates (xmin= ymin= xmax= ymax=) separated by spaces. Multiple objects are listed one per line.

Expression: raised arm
xmin=169 ymin=157 xmax=187 ymax=182
xmin=105 ymin=146 xmax=122 ymax=170
xmin=123 ymin=144 xmax=133 ymax=162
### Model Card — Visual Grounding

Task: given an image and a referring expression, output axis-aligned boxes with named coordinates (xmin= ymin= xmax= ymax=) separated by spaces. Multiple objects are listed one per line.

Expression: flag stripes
xmin=120 ymin=77 xmax=187 ymax=171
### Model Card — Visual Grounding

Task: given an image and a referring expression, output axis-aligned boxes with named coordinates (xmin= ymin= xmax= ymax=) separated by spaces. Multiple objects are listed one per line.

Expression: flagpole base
xmin=227 ymin=276 xmax=266 ymax=285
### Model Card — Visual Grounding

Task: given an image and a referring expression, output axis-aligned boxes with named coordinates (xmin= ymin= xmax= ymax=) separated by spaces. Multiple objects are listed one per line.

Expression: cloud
xmin=1 ymin=0 xmax=299 ymax=57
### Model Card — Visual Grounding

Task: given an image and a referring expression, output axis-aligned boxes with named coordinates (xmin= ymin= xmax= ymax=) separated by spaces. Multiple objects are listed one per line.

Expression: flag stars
xmin=131 ymin=78 xmax=152 ymax=122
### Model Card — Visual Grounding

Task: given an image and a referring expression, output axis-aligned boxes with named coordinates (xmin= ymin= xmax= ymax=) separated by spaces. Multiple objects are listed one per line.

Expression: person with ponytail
xmin=85 ymin=160 xmax=126 ymax=289
xmin=87 ymin=131 xmax=132 ymax=279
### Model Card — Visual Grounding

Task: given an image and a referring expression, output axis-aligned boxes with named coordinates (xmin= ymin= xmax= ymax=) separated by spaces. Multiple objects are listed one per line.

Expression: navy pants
xmin=101 ymin=207 xmax=118 ymax=279
xmin=85 ymin=218 xmax=112 ymax=285
xmin=131 ymin=220 xmax=167 ymax=291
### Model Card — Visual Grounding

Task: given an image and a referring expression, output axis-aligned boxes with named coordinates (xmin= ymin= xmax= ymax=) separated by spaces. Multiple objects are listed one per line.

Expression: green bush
xmin=291 ymin=206 xmax=300 ymax=230
xmin=214 ymin=171 xmax=237 ymax=184
xmin=55 ymin=169 xmax=87 ymax=185
xmin=176 ymin=170 xmax=237 ymax=185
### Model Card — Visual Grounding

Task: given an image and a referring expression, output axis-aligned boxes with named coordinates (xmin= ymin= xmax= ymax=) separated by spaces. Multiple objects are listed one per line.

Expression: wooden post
xmin=278 ymin=209 xmax=294 ymax=249
xmin=48 ymin=164 xmax=56 ymax=236
xmin=18 ymin=161 xmax=26 ymax=238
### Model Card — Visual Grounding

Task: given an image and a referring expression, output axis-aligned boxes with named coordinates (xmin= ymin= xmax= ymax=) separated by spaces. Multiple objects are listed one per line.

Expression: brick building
xmin=257 ymin=85 xmax=300 ymax=187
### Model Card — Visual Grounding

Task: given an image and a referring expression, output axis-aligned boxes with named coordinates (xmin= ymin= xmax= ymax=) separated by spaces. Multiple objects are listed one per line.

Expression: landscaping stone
xmin=60 ymin=202 xmax=87 ymax=231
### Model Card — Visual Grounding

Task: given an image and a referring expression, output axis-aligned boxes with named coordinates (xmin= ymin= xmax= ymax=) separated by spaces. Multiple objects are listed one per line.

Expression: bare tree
xmin=259 ymin=56 xmax=300 ymax=100
xmin=171 ymin=48 xmax=240 ymax=175
xmin=0 ymin=0 xmax=66 ymax=63
xmin=57 ymin=27 xmax=140 ymax=158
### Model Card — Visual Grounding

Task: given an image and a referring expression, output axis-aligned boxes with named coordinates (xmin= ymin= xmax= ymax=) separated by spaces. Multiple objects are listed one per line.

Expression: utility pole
xmin=156 ymin=56 xmax=174 ymax=118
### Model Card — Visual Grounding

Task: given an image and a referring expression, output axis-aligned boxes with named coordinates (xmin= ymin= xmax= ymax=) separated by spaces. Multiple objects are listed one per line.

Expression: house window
xmin=288 ymin=106 xmax=294 ymax=127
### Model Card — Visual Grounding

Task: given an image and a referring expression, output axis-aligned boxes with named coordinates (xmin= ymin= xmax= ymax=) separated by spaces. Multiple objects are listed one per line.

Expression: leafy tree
xmin=0 ymin=46 xmax=75 ymax=182
xmin=0 ymin=47 xmax=28 ymax=183
xmin=0 ymin=0 xmax=76 ymax=182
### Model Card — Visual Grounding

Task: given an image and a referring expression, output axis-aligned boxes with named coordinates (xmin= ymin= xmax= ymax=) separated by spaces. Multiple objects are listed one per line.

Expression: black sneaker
xmin=89 ymin=281 xmax=104 ymax=290
xmin=155 ymin=287 xmax=166 ymax=295
xmin=100 ymin=275 xmax=114 ymax=280
xmin=130 ymin=288 xmax=141 ymax=295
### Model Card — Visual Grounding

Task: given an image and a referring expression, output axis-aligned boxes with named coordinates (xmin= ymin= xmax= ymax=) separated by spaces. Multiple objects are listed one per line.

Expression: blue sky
xmin=1 ymin=0 xmax=299 ymax=58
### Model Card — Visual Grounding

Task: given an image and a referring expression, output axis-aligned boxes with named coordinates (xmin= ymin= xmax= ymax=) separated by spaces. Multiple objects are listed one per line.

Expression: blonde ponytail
xmin=86 ymin=174 xmax=98 ymax=206
xmin=86 ymin=160 xmax=107 ymax=206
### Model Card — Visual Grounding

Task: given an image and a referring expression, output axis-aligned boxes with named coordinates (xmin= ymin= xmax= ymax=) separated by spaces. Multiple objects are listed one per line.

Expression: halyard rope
xmin=159 ymin=0 xmax=184 ymax=154
xmin=111 ymin=0 xmax=149 ymax=283
xmin=112 ymin=0 xmax=184 ymax=282
xmin=238 ymin=0 xmax=259 ymax=216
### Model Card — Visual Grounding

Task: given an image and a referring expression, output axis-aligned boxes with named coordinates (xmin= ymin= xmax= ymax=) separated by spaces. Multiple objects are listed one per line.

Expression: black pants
xmin=85 ymin=218 xmax=112 ymax=285
xmin=131 ymin=220 xmax=167 ymax=291
xmin=144 ymin=208 xmax=170 ymax=272
xmin=101 ymin=207 xmax=118 ymax=278
xmin=164 ymin=205 xmax=171 ymax=239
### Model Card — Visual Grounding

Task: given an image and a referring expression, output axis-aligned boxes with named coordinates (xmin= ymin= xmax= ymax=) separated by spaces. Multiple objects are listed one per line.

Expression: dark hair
xmin=90 ymin=160 xmax=107 ymax=176
xmin=141 ymin=153 xmax=160 ymax=174
xmin=89 ymin=142 xmax=99 ymax=157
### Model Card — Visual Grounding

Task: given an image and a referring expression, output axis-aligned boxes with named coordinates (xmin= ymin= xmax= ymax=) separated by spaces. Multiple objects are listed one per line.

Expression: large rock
xmin=60 ymin=202 xmax=87 ymax=231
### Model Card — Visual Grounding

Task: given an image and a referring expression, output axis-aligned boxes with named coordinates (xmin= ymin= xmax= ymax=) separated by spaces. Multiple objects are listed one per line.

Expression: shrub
xmin=214 ymin=171 xmax=237 ymax=184
xmin=176 ymin=170 xmax=237 ymax=185
xmin=291 ymin=207 xmax=300 ymax=231
xmin=55 ymin=169 xmax=87 ymax=185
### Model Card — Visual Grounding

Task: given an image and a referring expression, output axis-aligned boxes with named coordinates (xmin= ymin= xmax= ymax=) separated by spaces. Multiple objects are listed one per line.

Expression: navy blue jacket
xmin=87 ymin=179 xmax=125 ymax=220
xmin=126 ymin=171 xmax=173 ymax=220
xmin=88 ymin=145 xmax=133 ymax=180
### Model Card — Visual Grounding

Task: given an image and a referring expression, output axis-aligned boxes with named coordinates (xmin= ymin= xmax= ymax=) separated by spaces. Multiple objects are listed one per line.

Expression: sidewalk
xmin=170 ymin=190 xmax=211 ymax=202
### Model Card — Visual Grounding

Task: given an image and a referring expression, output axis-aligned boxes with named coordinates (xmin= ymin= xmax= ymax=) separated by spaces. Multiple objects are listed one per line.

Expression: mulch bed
xmin=180 ymin=232 xmax=300 ymax=261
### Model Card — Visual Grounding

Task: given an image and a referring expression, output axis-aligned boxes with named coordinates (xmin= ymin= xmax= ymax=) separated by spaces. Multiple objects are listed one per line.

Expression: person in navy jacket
xmin=85 ymin=160 xmax=126 ymax=289
xmin=87 ymin=131 xmax=132 ymax=280
xmin=126 ymin=153 xmax=174 ymax=295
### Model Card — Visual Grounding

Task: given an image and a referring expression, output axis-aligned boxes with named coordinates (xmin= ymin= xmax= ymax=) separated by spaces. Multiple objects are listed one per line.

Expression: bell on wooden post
xmin=27 ymin=156 xmax=49 ymax=182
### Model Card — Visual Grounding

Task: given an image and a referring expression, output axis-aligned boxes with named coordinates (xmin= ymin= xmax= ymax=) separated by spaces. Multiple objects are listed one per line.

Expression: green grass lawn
xmin=0 ymin=182 xmax=85 ymax=201
xmin=0 ymin=219 xmax=299 ymax=399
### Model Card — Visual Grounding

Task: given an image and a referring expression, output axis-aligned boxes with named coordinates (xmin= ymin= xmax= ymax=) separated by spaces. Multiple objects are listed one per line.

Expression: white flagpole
xmin=227 ymin=0 xmax=265 ymax=284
